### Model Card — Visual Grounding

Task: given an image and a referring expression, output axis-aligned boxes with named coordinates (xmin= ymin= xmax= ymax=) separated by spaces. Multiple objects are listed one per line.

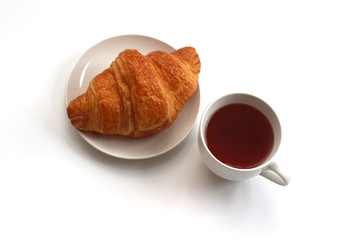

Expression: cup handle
xmin=260 ymin=162 xmax=290 ymax=186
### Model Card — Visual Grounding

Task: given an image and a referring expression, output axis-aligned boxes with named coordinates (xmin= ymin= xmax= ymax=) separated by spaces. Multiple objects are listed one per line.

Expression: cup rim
xmin=199 ymin=92 xmax=279 ymax=172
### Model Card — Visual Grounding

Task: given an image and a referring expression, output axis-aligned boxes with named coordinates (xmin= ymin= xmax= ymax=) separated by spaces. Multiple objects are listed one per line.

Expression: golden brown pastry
xmin=67 ymin=47 xmax=200 ymax=137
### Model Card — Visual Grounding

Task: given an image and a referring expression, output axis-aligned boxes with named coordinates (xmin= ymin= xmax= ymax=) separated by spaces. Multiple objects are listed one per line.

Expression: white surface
xmin=65 ymin=35 xmax=200 ymax=159
xmin=1 ymin=0 xmax=359 ymax=239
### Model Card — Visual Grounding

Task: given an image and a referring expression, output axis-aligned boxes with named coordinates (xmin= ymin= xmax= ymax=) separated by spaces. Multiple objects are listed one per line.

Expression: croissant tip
xmin=172 ymin=47 xmax=201 ymax=74
xmin=67 ymin=94 xmax=88 ymax=130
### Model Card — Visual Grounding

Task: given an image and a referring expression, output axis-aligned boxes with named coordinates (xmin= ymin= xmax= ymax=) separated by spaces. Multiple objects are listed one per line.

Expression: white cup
xmin=198 ymin=93 xmax=289 ymax=186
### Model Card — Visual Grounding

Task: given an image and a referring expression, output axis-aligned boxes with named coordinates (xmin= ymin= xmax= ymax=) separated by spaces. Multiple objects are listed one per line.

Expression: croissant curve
xmin=67 ymin=47 xmax=200 ymax=137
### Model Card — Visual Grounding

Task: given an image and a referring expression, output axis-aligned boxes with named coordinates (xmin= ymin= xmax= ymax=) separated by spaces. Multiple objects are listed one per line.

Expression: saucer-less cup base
xmin=198 ymin=93 xmax=289 ymax=186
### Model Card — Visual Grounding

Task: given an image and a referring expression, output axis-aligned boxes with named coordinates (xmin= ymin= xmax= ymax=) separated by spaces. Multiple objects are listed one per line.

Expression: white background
xmin=1 ymin=0 xmax=359 ymax=239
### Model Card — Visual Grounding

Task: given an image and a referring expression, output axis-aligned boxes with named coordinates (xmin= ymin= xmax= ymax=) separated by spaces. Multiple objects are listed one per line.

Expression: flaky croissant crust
xmin=67 ymin=47 xmax=200 ymax=137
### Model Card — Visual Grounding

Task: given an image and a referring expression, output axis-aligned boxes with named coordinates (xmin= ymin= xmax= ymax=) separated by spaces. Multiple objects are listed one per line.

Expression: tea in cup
xmin=198 ymin=93 xmax=289 ymax=186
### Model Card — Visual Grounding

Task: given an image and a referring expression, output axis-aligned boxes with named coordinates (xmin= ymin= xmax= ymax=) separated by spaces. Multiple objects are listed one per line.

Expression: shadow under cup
xmin=198 ymin=93 xmax=286 ymax=184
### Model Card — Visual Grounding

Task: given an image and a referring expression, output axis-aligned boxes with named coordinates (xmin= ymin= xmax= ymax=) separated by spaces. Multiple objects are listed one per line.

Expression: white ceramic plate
xmin=65 ymin=35 xmax=200 ymax=159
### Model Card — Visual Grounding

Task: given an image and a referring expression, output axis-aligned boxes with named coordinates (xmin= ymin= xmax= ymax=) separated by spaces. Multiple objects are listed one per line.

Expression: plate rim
xmin=65 ymin=34 xmax=201 ymax=160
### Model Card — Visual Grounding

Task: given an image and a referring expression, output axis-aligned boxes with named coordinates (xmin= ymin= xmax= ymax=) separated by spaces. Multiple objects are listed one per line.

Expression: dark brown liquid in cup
xmin=206 ymin=104 xmax=274 ymax=169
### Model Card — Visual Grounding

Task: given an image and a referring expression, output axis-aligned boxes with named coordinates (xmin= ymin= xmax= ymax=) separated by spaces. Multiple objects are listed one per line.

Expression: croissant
xmin=67 ymin=47 xmax=200 ymax=138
